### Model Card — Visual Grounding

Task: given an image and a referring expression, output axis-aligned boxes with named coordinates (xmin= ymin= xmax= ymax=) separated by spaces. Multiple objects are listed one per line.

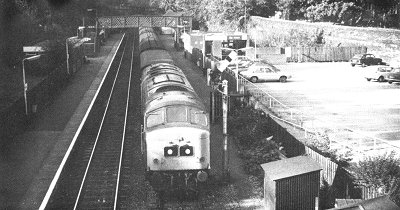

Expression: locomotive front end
xmin=144 ymin=104 xmax=210 ymax=191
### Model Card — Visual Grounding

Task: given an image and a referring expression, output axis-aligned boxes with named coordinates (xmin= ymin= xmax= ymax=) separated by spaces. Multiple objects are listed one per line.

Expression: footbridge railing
xmin=97 ymin=15 xmax=192 ymax=29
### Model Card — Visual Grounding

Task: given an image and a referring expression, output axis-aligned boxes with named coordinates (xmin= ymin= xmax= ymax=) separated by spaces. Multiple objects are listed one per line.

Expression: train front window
xmin=146 ymin=110 xmax=164 ymax=128
xmin=166 ymin=107 xmax=187 ymax=123
xmin=190 ymin=109 xmax=207 ymax=126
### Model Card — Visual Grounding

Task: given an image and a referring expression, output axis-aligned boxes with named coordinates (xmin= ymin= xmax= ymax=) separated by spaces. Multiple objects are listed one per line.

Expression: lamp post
xmin=66 ymin=37 xmax=70 ymax=75
xmin=87 ymin=8 xmax=98 ymax=53
xmin=22 ymin=55 xmax=41 ymax=116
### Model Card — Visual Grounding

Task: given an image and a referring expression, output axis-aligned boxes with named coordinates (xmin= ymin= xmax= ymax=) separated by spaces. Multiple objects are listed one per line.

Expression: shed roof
xmin=261 ymin=156 xmax=322 ymax=181
xmin=330 ymin=196 xmax=399 ymax=210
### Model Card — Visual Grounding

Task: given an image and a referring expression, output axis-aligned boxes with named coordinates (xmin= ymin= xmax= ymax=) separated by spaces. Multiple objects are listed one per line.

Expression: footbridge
xmin=97 ymin=15 xmax=192 ymax=29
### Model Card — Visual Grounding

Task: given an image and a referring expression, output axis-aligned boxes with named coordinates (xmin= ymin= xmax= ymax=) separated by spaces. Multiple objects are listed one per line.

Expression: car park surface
xmin=265 ymin=62 xmax=400 ymax=154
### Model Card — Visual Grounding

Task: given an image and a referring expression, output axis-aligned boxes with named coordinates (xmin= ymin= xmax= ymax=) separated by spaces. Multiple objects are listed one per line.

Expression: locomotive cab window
xmin=166 ymin=107 xmax=187 ymax=123
xmin=146 ymin=110 xmax=164 ymax=128
xmin=190 ymin=109 xmax=207 ymax=126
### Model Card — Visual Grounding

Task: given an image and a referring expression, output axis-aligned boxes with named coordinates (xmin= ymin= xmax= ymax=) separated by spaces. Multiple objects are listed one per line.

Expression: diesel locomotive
xmin=139 ymin=27 xmax=210 ymax=193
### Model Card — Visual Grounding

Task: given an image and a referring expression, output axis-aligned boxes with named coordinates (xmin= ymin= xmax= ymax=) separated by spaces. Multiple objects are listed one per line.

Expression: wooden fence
xmin=305 ymin=147 xmax=338 ymax=185
xmin=286 ymin=46 xmax=367 ymax=62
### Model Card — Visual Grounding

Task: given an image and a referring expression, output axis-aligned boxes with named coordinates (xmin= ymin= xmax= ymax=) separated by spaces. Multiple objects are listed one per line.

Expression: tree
xmin=275 ymin=0 xmax=310 ymax=20
xmin=351 ymin=152 xmax=400 ymax=196
xmin=249 ymin=0 xmax=277 ymax=18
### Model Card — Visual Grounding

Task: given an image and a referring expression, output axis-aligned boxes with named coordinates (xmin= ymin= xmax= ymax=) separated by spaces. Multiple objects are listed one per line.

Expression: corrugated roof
xmin=261 ymin=156 xmax=322 ymax=181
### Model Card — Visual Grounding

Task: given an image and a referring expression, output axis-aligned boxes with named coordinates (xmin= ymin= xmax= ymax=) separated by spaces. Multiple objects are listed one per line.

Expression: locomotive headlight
xmin=185 ymin=149 xmax=191 ymax=155
xmin=179 ymin=145 xmax=193 ymax=156
xmin=199 ymin=157 xmax=206 ymax=162
xmin=164 ymin=146 xmax=178 ymax=157
xmin=167 ymin=149 xmax=173 ymax=155
xmin=153 ymin=158 xmax=159 ymax=164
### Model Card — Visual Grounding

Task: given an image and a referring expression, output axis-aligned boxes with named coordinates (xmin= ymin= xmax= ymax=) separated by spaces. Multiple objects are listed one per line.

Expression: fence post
xmin=222 ymin=80 xmax=230 ymax=179
xmin=210 ymin=91 xmax=215 ymax=124
xmin=207 ymin=68 xmax=211 ymax=86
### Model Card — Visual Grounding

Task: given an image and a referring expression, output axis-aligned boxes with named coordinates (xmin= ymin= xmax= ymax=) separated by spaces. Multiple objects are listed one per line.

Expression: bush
xmin=304 ymin=130 xmax=352 ymax=167
xmin=350 ymin=152 xmax=400 ymax=196
xmin=228 ymin=106 xmax=284 ymax=177
xmin=319 ymin=179 xmax=335 ymax=209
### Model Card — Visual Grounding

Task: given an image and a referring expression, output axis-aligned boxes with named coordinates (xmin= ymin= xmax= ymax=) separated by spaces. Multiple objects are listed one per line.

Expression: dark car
xmin=350 ymin=54 xmax=383 ymax=67
xmin=385 ymin=67 xmax=400 ymax=84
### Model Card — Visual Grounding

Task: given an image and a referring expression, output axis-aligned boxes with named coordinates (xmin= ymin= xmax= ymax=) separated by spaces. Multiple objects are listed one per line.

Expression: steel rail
xmin=73 ymin=34 xmax=130 ymax=210
xmin=113 ymin=32 xmax=135 ymax=210
xmin=39 ymin=33 xmax=126 ymax=210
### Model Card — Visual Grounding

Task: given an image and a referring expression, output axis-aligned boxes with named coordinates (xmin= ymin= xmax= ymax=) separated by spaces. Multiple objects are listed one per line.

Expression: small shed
xmin=261 ymin=156 xmax=322 ymax=210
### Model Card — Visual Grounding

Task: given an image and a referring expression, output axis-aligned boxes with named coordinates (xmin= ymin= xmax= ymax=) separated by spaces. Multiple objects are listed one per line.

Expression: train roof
xmin=140 ymin=50 xmax=174 ymax=69
xmin=141 ymin=63 xmax=183 ymax=80
xmin=141 ymin=73 xmax=194 ymax=99
xmin=139 ymin=28 xmax=164 ymax=52
xmin=144 ymin=91 xmax=205 ymax=113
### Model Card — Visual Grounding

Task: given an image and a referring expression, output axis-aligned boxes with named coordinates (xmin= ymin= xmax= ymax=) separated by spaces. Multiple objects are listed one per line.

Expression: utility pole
xmin=222 ymin=80 xmax=230 ymax=179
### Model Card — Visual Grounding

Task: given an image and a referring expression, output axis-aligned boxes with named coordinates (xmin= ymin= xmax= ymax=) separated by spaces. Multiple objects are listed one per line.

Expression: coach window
xmin=190 ymin=109 xmax=207 ymax=126
xmin=146 ymin=110 xmax=164 ymax=128
xmin=166 ymin=107 xmax=187 ymax=123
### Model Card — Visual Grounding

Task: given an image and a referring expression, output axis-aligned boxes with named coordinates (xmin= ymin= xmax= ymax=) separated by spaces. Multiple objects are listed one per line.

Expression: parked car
xmin=350 ymin=53 xmax=383 ymax=67
xmin=385 ymin=67 xmax=400 ymax=84
xmin=227 ymin=56 xmax=253 ymax=69
xmin=239 ymin=62 xmax=291 ymax=83
xmin=364 ymin=65 xmax=393 ymax=82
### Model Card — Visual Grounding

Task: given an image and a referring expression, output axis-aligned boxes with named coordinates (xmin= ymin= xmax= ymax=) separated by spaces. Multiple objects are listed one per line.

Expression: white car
xmin=364 ymin=65 xmax=393 ymax=82
xmin=239 ymin=62 xmax=292 ymax=83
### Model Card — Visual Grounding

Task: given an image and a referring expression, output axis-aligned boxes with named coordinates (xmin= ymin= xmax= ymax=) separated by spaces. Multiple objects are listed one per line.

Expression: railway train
xmin=139 ymin=27 xmax=210 ymax=193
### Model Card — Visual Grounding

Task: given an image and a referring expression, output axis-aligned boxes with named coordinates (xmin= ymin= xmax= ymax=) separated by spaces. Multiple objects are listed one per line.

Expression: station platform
xmin=0 ymin=33 xmax=123 ymax=209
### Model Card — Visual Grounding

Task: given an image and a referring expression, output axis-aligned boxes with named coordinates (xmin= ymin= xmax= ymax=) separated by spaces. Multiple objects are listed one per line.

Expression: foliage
xmin=337 ymin=2 xmax=364 ymax=26
xmin=273 ymin=0 xmax=400 ymax=28
xmin=319 ymin=178 xmax=335 ymax=209
xmin=150 ymin=0 xmax=400 ymax=33
xmin=275 ymin=0 xmax=310 ymax=20
xmin=350 ymin=152 xmax=400 ymax=196
xmin=248 ymin=0 xmax=277 ymax=18
xmin=389 ymin=182 xmax=400 ymax=207
xmin=228 ymin=106 xmax=283 ymax=177
xmin=305 ymin=1 xmax=342 ymax=22
xmin=248 ymin=19 xmax=327 ymax=48
xmin=304 ymin=130 xmax=352 ymax=167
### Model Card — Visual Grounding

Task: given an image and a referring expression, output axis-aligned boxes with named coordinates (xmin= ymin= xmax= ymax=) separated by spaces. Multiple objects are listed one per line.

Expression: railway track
xmin=42 ymin=31 xmax=135 ymax=209
xmin=40 ymin=29 xmax=211 ymax=210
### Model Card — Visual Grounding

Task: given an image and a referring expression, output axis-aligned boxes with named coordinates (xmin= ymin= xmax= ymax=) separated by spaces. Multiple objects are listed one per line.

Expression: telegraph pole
xmin=222 ymin=80 xmax=230 ymax=179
